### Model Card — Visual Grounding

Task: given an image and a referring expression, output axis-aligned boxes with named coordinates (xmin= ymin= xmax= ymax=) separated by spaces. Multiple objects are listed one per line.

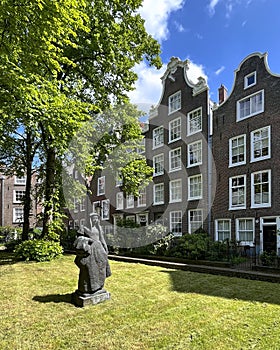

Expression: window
xmin=215 ymin=219 xmax=231 ymax=241
xmin=169 ymin=117 xmax=181 ymax=142
xmin=153 ymin=183 xmax=164 ymax=205
xmin=153 ymin=126 xmax=164 ymax=149
xmin=102 ymin=199 xmax=110 ymax=220
xmin=169 ymin=147 xmax=181 ymax=172
xmin=169 ymin=179 xmax=182 ymax=203
xmin=15 ymin=176 xmax=26 ymax=185
xmin=188 ymin=174 xmax=203 ymax=200
xmin=116 ymin=192 xmax=124 ymax=210
xmin=188 ymin=140 xmax=202 ymax=167
xmin=187 ymin=107 xmax=202 ymax=135
xmin=170 ymin=211 xmax=182 ymax=236
xmin=97 ymin=176 xmax=105 ymax=195
xmin=126 ymin=194 xmax=134 ymax=209
xmin=73 ymin=197 xmax=80 ymax=212
xmin=251 ymin=126 xmax=270 ymax=162
xmin=236 ymin=218 xmax=254 ymax=245
xmin=153 ymin=154 xmax=164 ymax=176
xmin=229 ymin=175 xmax=246 ymax=210
xmin=229 ymin=135 xmax=246 ymax=167
xmin=188 ymin=209 xmax=203 ymax=233
xmin=137 ymin=138 xmax=145 ymax=154
xmin=168 ymin=91 xmax=181 ymax=114
xmin=80 ymin=198 xmax=86 ymax=211
xmin=13 ymin=207 xmax=24 ymax=223
xmin=237 ymin=90 xmax=264 ymax=121
xmin=13 ymin=190 xmax=25 ymax=203
xmin=251 ymin=170 xmax=271 ymax=208
xmin=80 ymin=219 xmax=85 ymax=228
xmin=115 ymin=171 xmax=123 ymax=187
xmin=138 ymin=188 xmax=146 ymax=207
xmin=244 ymin=71 xmax=256 ymax=89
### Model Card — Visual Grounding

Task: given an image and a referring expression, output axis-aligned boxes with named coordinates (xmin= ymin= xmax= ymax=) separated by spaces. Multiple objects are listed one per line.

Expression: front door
xmin=263 ymin=225 xmax=277 ymax=253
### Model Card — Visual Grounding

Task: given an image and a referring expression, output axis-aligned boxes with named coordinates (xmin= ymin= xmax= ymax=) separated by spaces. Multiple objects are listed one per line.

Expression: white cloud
xmin=139 ymin=0 xmax=185 ymax=42
xmin=208 ymin=0 xmax=253 ymax=18
xmin=208 ymin=0 xmax=220 ymax=16
xmin=174 ymin=21 xmax=185 ymax=33
xmin=187 ymin=61 xmax=208 ymax=84
xmin=215 ymin=66 xmax=225 ymax=75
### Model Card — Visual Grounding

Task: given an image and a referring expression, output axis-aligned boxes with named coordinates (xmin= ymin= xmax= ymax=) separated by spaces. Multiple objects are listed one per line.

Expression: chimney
xmin=218 ymin=84 xmax=227 ymax=104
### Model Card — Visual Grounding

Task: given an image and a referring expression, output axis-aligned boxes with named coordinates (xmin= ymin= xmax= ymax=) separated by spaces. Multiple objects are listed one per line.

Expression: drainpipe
xmin=0 ymin=175 xmax=5 ymax=226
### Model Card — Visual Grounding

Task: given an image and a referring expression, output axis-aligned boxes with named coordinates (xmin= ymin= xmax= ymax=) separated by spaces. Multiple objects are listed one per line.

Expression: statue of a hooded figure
xmin=72 ymin=212 xmax=111 ymax=306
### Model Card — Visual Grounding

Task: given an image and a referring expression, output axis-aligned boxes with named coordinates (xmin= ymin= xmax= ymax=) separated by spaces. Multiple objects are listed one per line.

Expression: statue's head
xmin=90 ymin=212 xmax=99 ymax=226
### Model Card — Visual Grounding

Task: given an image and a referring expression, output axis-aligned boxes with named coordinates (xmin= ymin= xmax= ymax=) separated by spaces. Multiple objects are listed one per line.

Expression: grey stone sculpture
xmin=72 ymin=212 xmax=111 ymax=307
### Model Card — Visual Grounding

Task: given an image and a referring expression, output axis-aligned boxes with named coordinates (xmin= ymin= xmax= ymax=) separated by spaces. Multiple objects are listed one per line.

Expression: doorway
xmin=263 ymin=224 xmax=277 ymax=253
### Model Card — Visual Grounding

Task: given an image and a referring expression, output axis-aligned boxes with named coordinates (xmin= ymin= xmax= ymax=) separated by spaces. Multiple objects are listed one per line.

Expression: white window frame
xmin=170 ymin=211 xmax=182 ymax=236
xmin=168 ymin=91 xmax=181 ymax=115
xmin=187 ymin=107 xmax=202 ymax=136
xmin=188 ymin=209 xmax=203 ymax=234
xmin=73 ymin=197 xmax=80 ymax=213
xmin=244 ymin=71 xmax=256 ymax=89
xmin=236 ymin=218 xmax=255 ymax=246
xmin=152 ymin=126 xmax=164 ymax=149
xmin=169 ymin=179 xmax=182 ymax=203
xmin=251 ymin=126 xmax=271 ymax=163
xmin=137 ymin=188 xmax=147 ymax=207
xmin=169 ymin=147 xmax=181 ymax=172
xmin=153 ymin=153 xmax=164 ymax=176
xmin=126 ymin=194 xmax=134 ymax=209
xmin=80 ymin=197 xmax=86 ymax=212
xmin=229 ymin=175 xmax=246 ymax=210
xmin=251 ymin=169 xmax=271 ymax=208
xmin=97 ymin=176 xmax=105 ymax=196
xmin=13 ymin=207 xmax=24 ymax=223
xmin=169 ymin=117 xmax=181 ymax=143
xmin=116 ymin=192 xmax=124 ymax=210
xmin=101 ymin=199 xmax=110 ymax=220
xmin=188 ymin=174 xmax=203 ymax=200
xmin=215 ymin=219 xmax=231 ymax=241
xmin=13 ymin=190 xmax=25 ymax=203
xmin=14 ymin=176 xmax=26 ymax=185
xmin=115 ymin=171 xmax=123 ymax=187
xmin=187 ymin=140 xmax=202 ymax=168
xmin=236 ymin=89 xmax=264 ymax=121
xmin=153 ymin=183 xmax=164 ymax=205
xmin=229 ymin=134 xmax=246 ymax=167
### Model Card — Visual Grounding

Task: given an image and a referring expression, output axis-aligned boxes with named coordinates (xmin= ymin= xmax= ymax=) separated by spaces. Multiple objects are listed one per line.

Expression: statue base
xmin=71 ymin=289 xmax=110 ymax=307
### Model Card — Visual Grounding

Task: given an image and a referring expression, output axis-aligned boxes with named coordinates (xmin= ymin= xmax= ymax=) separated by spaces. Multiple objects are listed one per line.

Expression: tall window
xmin=97 ymin=176 xmax=105 ymax=195
xmin=13 ymin=207 xmax=24 ymax=223
xmin=251 ymin=126 xmax=270 ymax=162
xmin=126 ymin=194 xmax=134 ymax=209
xmin=169 ymin=179 xmax=182 ymax=203
xmin=229 ymin=175 xmax=246 ymax=209
xmin=236 ymin=218 xmax=254 ymax=245
xmin=153 ymin=126 xmax=164 ymax=149
xmin=188 ymin=140 xmax=202 ymax=167
xmin=251 ymin=170 xmax=271 ymax=208
xmin=116 ymin=192 xmax=124 ymax=210
xmin=237 ymin=90 xmax=264 ymax=121
xmin=73 ymin=198 xmax=80 ymax=212
xmin=215 ymin=219 xmax=231 ymax=241
xmin=169 ymin=117 xmax=181 ymax=143
xmin=188 ymin=174 xmax=203 ymax=200
xmin=169 ymin=147 xmax=181 ymax=172
xmin=188 ymin=209 xmax=203 ymax=233
xmin=137 ymin=188 xmax=146 ymax=207
xmin=80 ymin=198 xmax=86 ymax=211
xmin=170 ymin=211 xmax=182 ymax=236
xmin=168 ymin=91 xmax=181 ymax=114
xmin=115 ymin=171 xmax=123 ymax=187
xmin=153 ymin=154 xmax=164 ymax=176
xmin=153 ymin=183 xmax=164 ymax=205
xmin=229 ymin=135 xmax=246 ymax=167
xmin=187 ymin=107 xmax=202 ymax=135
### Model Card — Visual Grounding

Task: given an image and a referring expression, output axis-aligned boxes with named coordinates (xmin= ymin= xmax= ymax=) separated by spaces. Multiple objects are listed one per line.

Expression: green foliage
xmin=14 ymin=239 xmax=63 ymax=262
xmin=260 ymin=251 xmax=278 ymax=267
xmin=0 ymin=226 xmax=22 ymax=243
xmin=60 ymin=229 xmax=78 ymax=250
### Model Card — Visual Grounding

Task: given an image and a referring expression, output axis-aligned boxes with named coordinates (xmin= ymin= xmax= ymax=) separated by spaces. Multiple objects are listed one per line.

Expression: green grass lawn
xmin=1 ymin=252 xmax=280 ymax=350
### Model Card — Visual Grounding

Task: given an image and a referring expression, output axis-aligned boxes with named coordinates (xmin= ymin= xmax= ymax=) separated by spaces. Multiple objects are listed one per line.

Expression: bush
xmin=14 ymin=239 xmax=63 ymax=262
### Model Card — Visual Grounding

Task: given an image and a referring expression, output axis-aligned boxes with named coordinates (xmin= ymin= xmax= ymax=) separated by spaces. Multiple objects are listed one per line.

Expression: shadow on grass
xmin=0 ymin=251 xmax=16 ymax=265
xmin=33 ymin=293 xmax=73 ymax=305
xmin=163 ymin=269 xmax=280 ymax=305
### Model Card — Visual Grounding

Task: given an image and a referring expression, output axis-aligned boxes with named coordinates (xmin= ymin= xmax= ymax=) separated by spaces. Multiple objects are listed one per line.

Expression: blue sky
xmin=128 ymin=0 xmax=280 ymax=109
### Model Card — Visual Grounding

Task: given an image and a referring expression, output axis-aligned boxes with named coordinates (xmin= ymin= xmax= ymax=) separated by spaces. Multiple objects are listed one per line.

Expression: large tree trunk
xmin=42 ymin=147 xmax=56 ymax=238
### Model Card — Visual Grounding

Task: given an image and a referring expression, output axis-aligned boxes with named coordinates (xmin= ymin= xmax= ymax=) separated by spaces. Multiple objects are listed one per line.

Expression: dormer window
xmin=244 ymin=71 xmax=256 ymax=89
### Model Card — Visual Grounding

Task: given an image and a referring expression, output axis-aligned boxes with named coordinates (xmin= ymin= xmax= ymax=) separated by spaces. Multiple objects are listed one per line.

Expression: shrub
xmin=14 ymin=239 xmax=63 ymax=262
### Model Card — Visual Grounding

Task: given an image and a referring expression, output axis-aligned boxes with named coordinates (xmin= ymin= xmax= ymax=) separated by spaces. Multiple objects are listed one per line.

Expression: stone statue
xmin=72 ymin=212 xmax=111 ymax=307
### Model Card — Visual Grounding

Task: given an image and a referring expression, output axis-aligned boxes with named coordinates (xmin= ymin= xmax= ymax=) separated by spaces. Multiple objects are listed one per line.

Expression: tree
xmin=0 ymin=0 xmax=161 ymax=238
